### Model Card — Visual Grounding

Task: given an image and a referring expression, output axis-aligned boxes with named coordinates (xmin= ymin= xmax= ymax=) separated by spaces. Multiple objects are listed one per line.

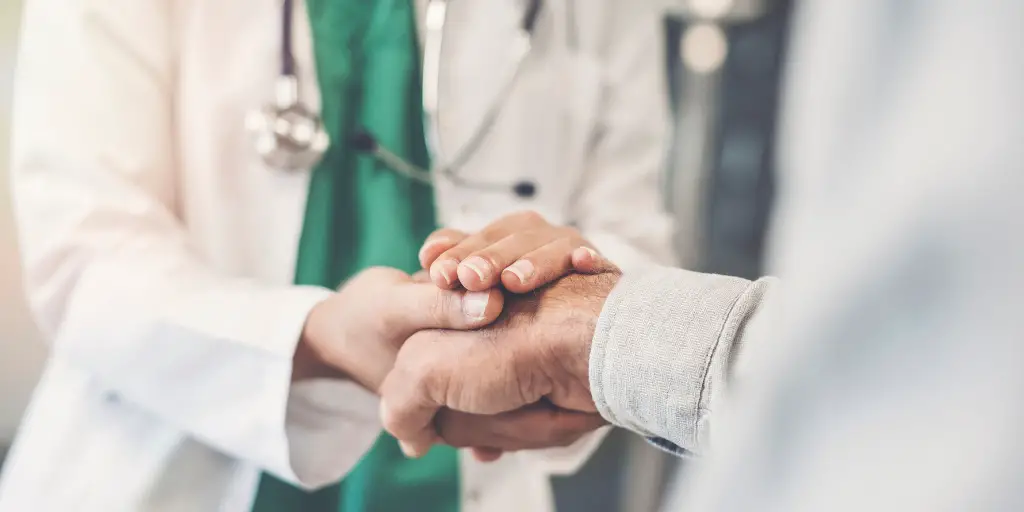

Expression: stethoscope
xmin=247 ymin=0 xmax=544 ymax=199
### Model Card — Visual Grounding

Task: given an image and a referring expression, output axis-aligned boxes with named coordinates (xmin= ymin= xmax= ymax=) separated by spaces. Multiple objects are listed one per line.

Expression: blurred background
xmin=0 ymin=1 xmax=790 ymax=509
xmin=0 ymin=0 xmax=45 ymax=466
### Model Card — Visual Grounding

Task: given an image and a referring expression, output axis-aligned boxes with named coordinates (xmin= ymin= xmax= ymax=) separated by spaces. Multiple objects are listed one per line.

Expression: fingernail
xmin=418 ymin=238 xmax=449 ymax=266
xmin=431 ymin=260 xmax=458 ymax=286
xmin=462 ymin=291 xmax=491 ymax=320
xmin=460 ymin=257 xmax=491 ymax=283
xmin=505 ymin=260 xmax=535 ymax=284
xmin=583 ymin=247 xmax=599 ymax=259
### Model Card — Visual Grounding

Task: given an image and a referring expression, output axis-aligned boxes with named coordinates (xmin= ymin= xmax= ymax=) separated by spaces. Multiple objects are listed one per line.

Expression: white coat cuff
xmin=256 ymin=287 xmax=381 ymax=489
xmin=284 ymin=379 xmax=382 ymax=489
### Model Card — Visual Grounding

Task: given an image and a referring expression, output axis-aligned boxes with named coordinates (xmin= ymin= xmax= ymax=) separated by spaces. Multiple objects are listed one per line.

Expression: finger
xmin=419 ymin=229 xmax=468 ymax=270
xmin=457 ymin=229 xmax=566 ymax=291
xmin=471 ymin=448 xmax=504 ymax=463
xmin=570 ymin=246 xmax=619 ymax=274
xmin=380 ymin=334 xmax=452 ymax=457
xmin=437 ymin=407 xmax=607 ymax=451
xmin=430 ymin=211 xmax=549 ymax=289
xmin=500 ymin=238 xmax=584 ymax=293
xmin=386 ymin=282 xmax=505 ymax=337
xmin=395 ymin=434 xmax=440 ymax=458
xmin=429 ymin=233 xmax=501 ymax=290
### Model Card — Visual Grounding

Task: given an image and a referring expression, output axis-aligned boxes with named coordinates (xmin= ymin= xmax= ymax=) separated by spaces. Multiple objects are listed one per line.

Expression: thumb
xmin=388 ymin=282 xmax=505 ymax=335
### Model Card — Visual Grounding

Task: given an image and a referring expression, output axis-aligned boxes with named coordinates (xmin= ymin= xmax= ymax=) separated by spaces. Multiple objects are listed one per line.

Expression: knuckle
xmin=557 ymin=232 xmax=580 ymax=249
xmin=406 ymin=350 xmax=438 ymax=388
xmin=440 ymin=242 xmax=473 ymax=259
xmin=429 ymin=290 xmax=456 ymax=325
xmin=557 ymin=224 xmax=583 ymax=238
xmin=433 ymin=248 xmax=458 ymax=263
xmin=379 ymin=404 xmax=400 ymax=433
xmin=369 ymin=310 xmax=394 ymax=339
xmin=393 ymin=331 xmax=428 ymax=363
xmin=379 ymin=388 xmax=406 ymax=433
xmin=473 ymin=247 xmax=506 ymax=270
xmin=513 ymin=210 xmax=546 ymax=225
xmin=542 ymin=238 xmax=576 ymax=259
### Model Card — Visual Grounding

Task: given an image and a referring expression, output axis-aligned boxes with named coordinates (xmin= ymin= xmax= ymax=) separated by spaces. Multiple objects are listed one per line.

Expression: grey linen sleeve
xmin=589 ymin=266 xmax=777 ymax=456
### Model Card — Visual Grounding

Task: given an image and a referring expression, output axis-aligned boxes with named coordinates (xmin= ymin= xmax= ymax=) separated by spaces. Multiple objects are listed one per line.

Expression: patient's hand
xmin=381 ymin=267 xmax=621 ymax=460
xmin=418 ymin=211 xmax=599 ymax=293
xmin=411 ymin=212 xmax=615 ymax=461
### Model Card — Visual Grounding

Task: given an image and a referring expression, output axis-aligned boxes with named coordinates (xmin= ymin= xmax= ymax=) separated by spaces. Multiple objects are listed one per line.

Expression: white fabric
xmin=0 ymin=0 xmax=674 ymax=511
xmin=590 ymin=1 xmax=1024 ymax=511
xmin=681 ymin=1 xmax=1024 ymax=510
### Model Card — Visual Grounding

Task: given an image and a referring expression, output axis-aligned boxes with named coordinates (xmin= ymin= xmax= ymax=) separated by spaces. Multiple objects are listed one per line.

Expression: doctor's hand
xmin=379 ymin=264 xmax=621 ymax=458
xmin=419 ymin=211 xmax=598 ymax=293
xmin=293 ymin=267 xmax=504 ymax=392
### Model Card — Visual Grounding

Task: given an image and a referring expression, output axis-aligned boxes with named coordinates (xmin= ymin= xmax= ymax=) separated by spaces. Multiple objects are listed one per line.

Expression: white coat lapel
xmin=561 ymin=50 xmax=602 ymax=181
xmin=427 ymin=1 xmax=523 ymax=163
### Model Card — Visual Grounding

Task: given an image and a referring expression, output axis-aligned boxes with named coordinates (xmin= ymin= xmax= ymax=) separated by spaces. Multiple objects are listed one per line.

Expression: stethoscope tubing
xmin=422 ymin=0 xmax=542 ymax=176
xmin=265 ymin=0 xmax=559 ymax=198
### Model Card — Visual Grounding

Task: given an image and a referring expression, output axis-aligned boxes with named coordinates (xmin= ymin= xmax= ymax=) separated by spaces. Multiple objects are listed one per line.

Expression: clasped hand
xmin=298 ymin=211 xmax=620 ymax=460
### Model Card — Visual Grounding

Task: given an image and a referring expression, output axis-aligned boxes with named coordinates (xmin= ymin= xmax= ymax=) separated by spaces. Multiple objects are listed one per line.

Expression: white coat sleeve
xmin=9 ymin=0 xmax=380 ymax=489
xmin=523 ymin=3 xmax=676 ymax=476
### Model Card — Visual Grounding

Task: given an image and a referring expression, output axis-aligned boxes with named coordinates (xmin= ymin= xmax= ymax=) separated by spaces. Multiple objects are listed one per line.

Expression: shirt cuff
xmin=588 ymin=266 xmax=753 ymax=454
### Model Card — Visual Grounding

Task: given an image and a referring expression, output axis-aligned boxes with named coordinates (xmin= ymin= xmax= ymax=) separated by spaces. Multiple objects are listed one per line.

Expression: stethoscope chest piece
xmin=247 ymin=75 xmax=329 ymax=171
xmin=254 ymin=0 xmax=545 ymax=198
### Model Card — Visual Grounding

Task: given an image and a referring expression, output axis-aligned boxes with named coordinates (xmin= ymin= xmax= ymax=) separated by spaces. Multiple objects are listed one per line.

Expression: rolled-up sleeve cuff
xmin=589 ymin=267 xmax=753 ymax=454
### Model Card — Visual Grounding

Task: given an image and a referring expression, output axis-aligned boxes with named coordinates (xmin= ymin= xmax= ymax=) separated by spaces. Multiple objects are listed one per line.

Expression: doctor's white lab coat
xmin=0 ymin=0 xmax=674 ymax=510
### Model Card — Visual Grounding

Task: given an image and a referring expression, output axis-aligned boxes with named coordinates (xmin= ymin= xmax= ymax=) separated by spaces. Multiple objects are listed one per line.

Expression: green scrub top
xmin=250 ymin=0 xmax=460 ymax=510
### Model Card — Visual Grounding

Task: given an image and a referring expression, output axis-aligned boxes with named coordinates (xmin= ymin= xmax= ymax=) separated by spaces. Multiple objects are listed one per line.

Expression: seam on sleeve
xmin=691 ymin=279 xmax=755 ymax=448
xmin=590 ymin=274 xmax=630 ymax=428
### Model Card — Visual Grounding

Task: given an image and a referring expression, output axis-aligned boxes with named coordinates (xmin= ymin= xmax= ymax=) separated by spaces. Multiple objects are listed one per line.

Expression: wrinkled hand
xmin=415 ymin=212 xmax=607 ymax=460
xmin=295 ymin=267 xmax=504 ymax=392
xmin=418 ymin=211 xmax=598 ymax=293
xmin=379 ymin=262 xmax=621 ymax=458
